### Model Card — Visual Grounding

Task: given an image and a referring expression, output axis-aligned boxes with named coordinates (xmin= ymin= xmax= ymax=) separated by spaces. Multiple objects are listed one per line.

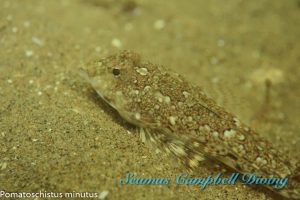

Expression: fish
xmin=80 ymin=50 xmax=300 ymax=199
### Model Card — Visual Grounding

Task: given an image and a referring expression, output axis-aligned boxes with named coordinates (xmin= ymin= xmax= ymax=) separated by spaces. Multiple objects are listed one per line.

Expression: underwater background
xmin=0 ymin=0 xmax=299 ymax=199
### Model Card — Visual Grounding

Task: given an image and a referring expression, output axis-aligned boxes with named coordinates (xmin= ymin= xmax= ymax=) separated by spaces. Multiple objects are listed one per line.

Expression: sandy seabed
xmin=0 ymin=0 xmax=299 ymax=199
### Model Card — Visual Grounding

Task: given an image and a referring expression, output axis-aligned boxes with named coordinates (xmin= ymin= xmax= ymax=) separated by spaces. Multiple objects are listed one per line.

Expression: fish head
xmin=81 ymin=50 xmax=147 ymax=112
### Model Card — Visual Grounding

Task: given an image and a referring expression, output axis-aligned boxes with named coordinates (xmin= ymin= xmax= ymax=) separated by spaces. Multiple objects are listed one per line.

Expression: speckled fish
xmin=80 ymin=50 xmax=300 ymax=199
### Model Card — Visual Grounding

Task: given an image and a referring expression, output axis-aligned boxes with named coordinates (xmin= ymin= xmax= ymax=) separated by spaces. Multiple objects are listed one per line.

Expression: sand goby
xmin=81 ymin=50 xmax=299 ymax=199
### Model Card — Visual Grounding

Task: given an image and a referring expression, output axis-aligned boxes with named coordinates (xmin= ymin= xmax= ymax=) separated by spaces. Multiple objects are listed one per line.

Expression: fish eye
xmin=112 ymin=68 xmax=121 ymax=76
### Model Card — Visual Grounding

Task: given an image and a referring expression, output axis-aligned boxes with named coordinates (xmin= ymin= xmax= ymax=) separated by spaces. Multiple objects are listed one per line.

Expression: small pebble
xmin=169 ymin=116 xmax=177 ymax=125
xmin=25 ymin=50 xmax=34 ymax=57
xmin=111 ymin=38 xmax=122 ymax=48
xmin=250 ymin=68 xmax=284 ymax=85
xmin=32 ymin=36 xmax=44 ymax=46
xmin=99 ymin=190 xmax=109 ymax=199
xmin=154 ymin=19 xmax=165 ymax=30
xmin=1 ymin=162 xmax=7 ymax=170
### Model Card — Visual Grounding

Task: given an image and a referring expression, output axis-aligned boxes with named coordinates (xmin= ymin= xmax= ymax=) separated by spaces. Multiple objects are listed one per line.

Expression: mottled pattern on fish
xmin=81 ymin=50 xmax=300 ymax=199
